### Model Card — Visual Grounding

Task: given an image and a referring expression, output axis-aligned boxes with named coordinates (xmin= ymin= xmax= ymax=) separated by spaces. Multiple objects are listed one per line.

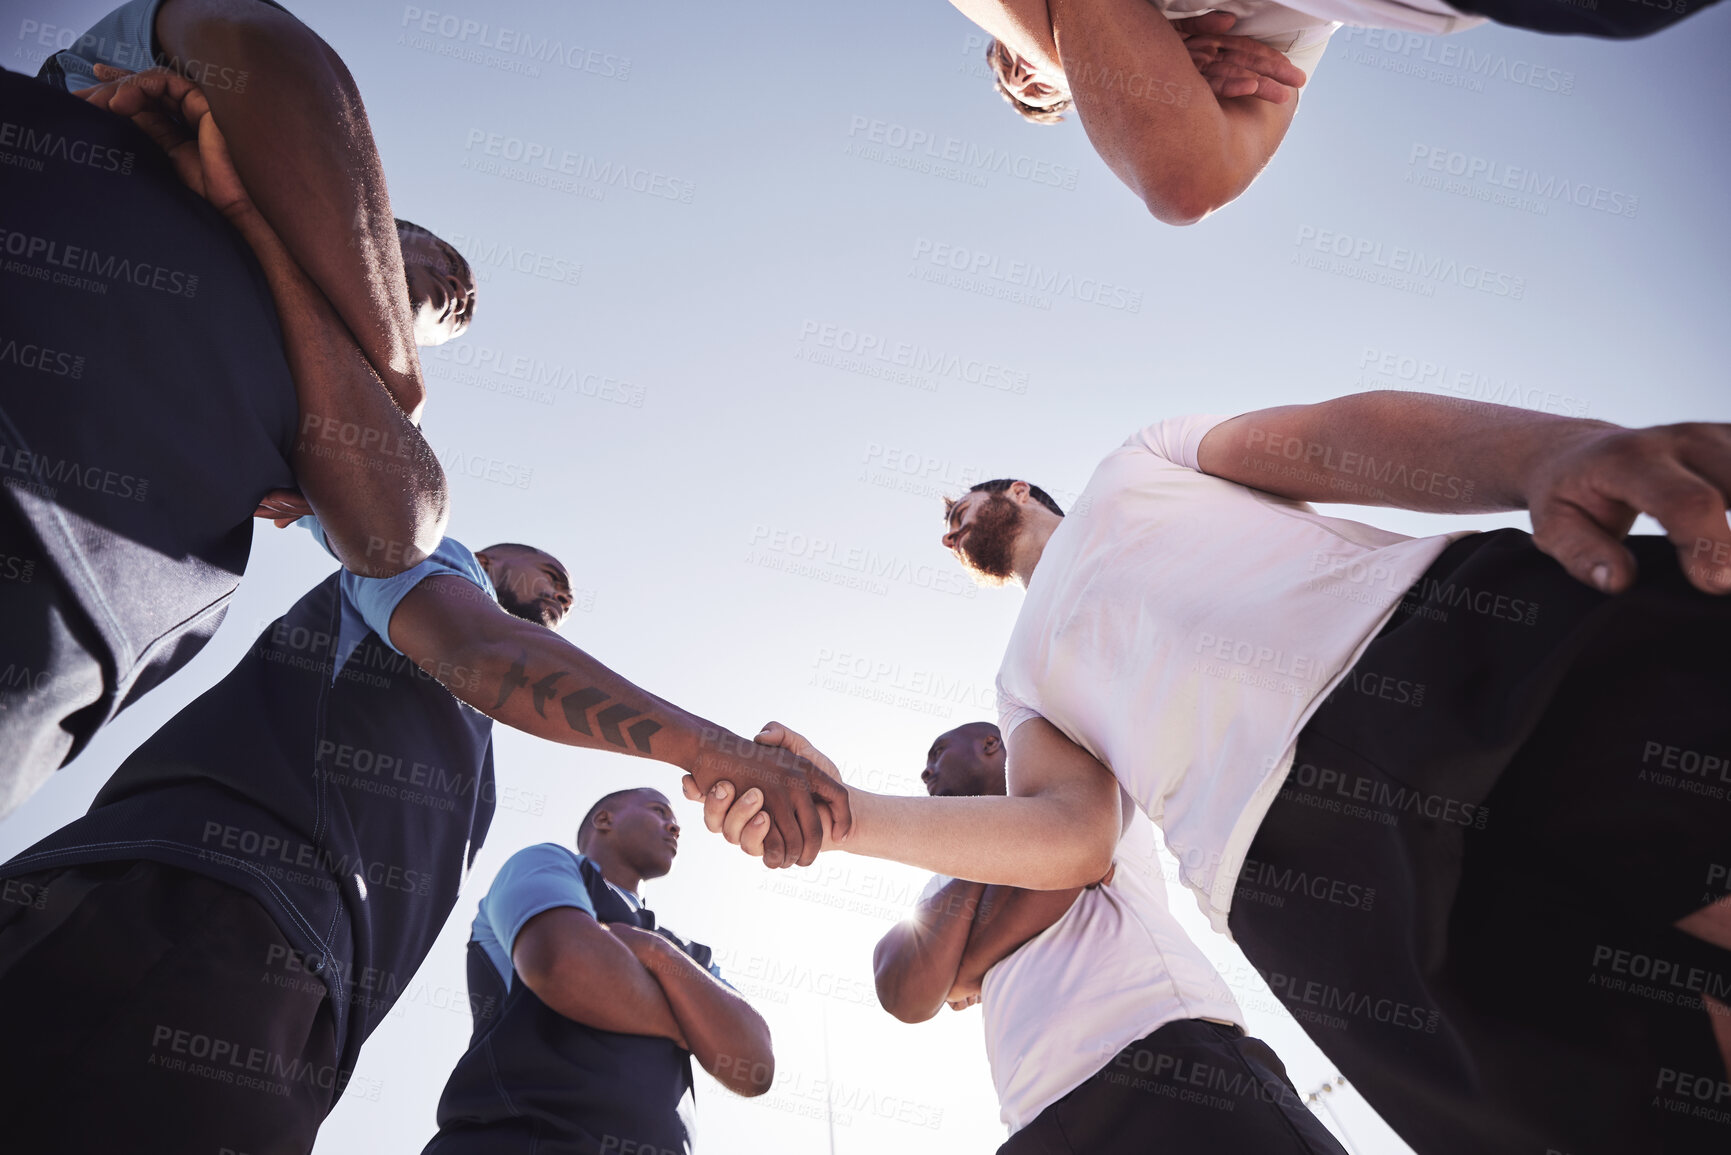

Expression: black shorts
xmin=1230 ymin=530 xmax=1731 ymax=1155
xmin=1447 ymin=0 xmax=1717 ymax=38
xmin=998 ymin=1019 xmax=1348 ymax=1154
xmin=0 ymin=860 xmax=340 ymax=1155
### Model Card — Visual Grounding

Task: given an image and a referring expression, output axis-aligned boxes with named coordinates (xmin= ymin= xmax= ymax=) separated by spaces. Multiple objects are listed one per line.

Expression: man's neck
xmin=1011 ymin=514 xmax=1061 ymax=588
xmin=584 ymin=847 xmax=642 ymax=896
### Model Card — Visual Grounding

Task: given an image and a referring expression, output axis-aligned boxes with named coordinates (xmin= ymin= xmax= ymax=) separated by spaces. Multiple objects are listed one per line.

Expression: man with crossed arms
xmin=693 ymin=390 xmax=1731 ymax=1155
xmin=2 ymin=0 xmax=479 ymax=813
xmin=872 ymin=721 xmax=1347 ymax=1153
xmin=958 ymin=0 xmax=1717 ymax=224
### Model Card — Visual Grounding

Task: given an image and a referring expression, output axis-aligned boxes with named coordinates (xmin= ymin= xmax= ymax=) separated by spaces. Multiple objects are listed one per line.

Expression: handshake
xmin=684 ymin=722 xmax=851 ymax=868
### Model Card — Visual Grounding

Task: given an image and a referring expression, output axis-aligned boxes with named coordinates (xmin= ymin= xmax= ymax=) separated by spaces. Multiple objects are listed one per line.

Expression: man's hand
xmin=606 ymin=922 xmax=675 ymax=965
xmin=254 ymin=488 xmax=313 ymax=528
xmin=1527 ymin=423 xmax=1731 ymax=595
xmin=682 ymin=722 xmax=849 ymax=868
xmin=1170 ymin=13 xmax=1307 ymax=104
xmin=77 ymin=65 xmax=258 ymax=223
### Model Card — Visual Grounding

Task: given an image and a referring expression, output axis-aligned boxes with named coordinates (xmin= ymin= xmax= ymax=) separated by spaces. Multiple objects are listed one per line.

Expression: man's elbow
xmin=1140 ymin=180 xmax=1227 ymax=227
xmin=1127 ymin=161 xmax=1239 ymax=227
xmin=873 ymin=968 xmax=938 ymax=1024
xmin=716 ymin=1038 xmax=775 ymax=1097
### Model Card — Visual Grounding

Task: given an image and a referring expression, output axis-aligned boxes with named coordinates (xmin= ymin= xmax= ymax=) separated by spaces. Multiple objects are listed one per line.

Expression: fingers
xmin=1537 ymin=434 xmax=1731 ymax=595
xmin=809 ymin=759 xmax=854 ymax=843
xmin=758 ymin=819 xmax=784 ymax=867
xmin=681 ymin=774 xmax=703 ymax=802
xmin=741 ymin=810 xmax=773 ymax=859
xmin=756 ymin=720 xmax=840 ymax=776
xmin=788 ymin=772 xmax=824 ymax=869
xmin=721 ymin=786 xmax=765 ymax=845
xmin=1530 ymin=497 xmax=1639 ymax=594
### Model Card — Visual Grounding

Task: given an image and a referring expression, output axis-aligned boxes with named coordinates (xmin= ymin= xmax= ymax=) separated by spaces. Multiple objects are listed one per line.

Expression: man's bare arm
xmin=695 ymin=720 xmax=1121 ymax=891
xmin=873 ymin=878 xmax=988 ymax=1023
xmin=1197 ymin=391 xmax=1731 ymax=594
xmin=1049 ymin=0 xmax=1300 ymax=224
xmin=77 ymin=67 xmax=445 ymax=576
xmin=951 ymin=884 xmax=1085 ymax=996
xmin=386 ymin=577 xmax=849 ymax=868
xmin=611 ymin=924 xmax=775 ymax=1097
xmin=512 ymin=908 xmax=688 ymax=1046
xmin=156 ymin=0 xmax=427 ymax=416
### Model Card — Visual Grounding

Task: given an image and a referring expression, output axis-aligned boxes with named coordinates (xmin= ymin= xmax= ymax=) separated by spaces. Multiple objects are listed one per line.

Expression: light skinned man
xmin=873 ymin=722 xmax=1348 ymax=1154
xmin=423 ymin=787 xmax=773 ymax=1154
xmin=0 ymin=521 xmax=840 ymax=1154
xmin=692 ymin=391 xmax=1731 ymax=1154
xmin=958 ymin=0 xmax=1717 ymax=224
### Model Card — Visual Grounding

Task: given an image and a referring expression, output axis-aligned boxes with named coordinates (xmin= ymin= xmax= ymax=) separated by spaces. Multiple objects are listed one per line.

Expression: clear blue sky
xmin=6 ymin=0 xmax=1729 ymax=1151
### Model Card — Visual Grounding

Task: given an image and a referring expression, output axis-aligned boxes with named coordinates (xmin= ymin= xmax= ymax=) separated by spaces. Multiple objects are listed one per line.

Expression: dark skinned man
xmin=424 ymin=787 xmax=773 ymax=1154
xmin=1 ymin=0 xmax=479 ymax=815
xmin=0 ymin=522 xmax=840 ymax=1155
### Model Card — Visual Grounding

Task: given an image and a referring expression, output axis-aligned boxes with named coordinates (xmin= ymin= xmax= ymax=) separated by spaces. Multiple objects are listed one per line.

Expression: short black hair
xmin=394 ymin=217 xmax=475 ymax=286
xmin=942 ymin=479 xmax=1065 ymax=521
xmin=577 ymin=788 xmax=651 ymax=852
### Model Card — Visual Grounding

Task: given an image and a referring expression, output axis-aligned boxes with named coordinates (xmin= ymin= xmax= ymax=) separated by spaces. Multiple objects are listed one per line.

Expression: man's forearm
xmin=874 ymin=878 xmax=987 ymax=1023
xmin=635 ymin=938 xmax=774 ymax=1096
xmin=157 ymin=0 xmax=426 ymax=415
xmin=515 ymin=912 xmax=688 ymax=1047
xmin=1050 ymin=0 xmax=1281 ymax=223
xmin=232 ymin=211 xmax=446 ymax=577
xmin=955 ymin=885 xmax=1082 ymax=988
xmin=411 ymin=593 xmax=720 ymax=772
xmin=835 ymin=789 xmax=1117 ymax=891
xmin=1200 ymin=391 xmax=1617 ymax=514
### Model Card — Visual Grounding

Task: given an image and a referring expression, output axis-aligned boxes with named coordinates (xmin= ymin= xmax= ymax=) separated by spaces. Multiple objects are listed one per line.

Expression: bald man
xmin=423 ymin=787 xmax=772 ymax=1153
xmin=876 ymin=723 xmax=1345 ymax=1153
xmin=0 ymin=523 xmax=834 ymax=1154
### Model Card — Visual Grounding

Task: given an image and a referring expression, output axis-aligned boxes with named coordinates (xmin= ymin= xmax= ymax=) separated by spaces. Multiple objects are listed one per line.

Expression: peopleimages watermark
xmin=148 ymin=1023 xmax=379 ymax=1101
xmin=1293 ymin=225 xmax=1526 ymax=301
xmin=461 ymin=129 xmax=695 ymax=205
xmin=1336 ymin=28 xmax=1575 ymax=97
xmin=1274 ymin=754 xmax=1489 ymax=830
xmin=437 ymin=228 xmax=582 ymax=289
xmin=809 ymin=645 xmax=997 ymax=718
xmin=1 ymin=227 xmax=199 ymax=297
xmin=795 ymin=320 xmax=1030 ymax=396
xmin=0 ymin=445 xmax=149 ymax=503
xmin=14 ymin=18 xmax=251 ymax=91
xmin=1353 ymin=345 xmax=1590 ymax=417
xmin=399 ymin=6 xmax=630 ymax=80
xmin=745 ymin=524 xmax=977 ymax=599
xmin=430 ymin=340 xmax=647 ymax=409
xmin=909 ymin=238 xmax=1143 ymax=313
xmin=1637 ymin=739 xmax=1731 ymax=803
xmin=1407 ymin=144 xmax=1638 ymax=220
xmin=1264 ymin=969 xmax=1442 ymax=1034
xmin=844 ymin=115 xmax=1079 ymax=190
xmin=0 ymin=332 xmax=84 ymax=379
xmin=859 ymin=442 xmax=986 ymax=504
xmin=0 ymin=118 xmax=134 ymax=176
xmin=1241 ymin=426 xmax=1477 ymax=504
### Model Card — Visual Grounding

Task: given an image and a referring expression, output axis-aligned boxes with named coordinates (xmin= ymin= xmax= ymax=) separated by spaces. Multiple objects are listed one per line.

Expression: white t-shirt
xmin=1153 ymin=0 xmax=1340 ymax=78
xmin=995 ymin=414 xmax=1463 ymax=931
xmin=922 ymin=813 xmax=1244 ymax=1133
xmin=1151 ymin=0 xmax=1480 ymax=55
